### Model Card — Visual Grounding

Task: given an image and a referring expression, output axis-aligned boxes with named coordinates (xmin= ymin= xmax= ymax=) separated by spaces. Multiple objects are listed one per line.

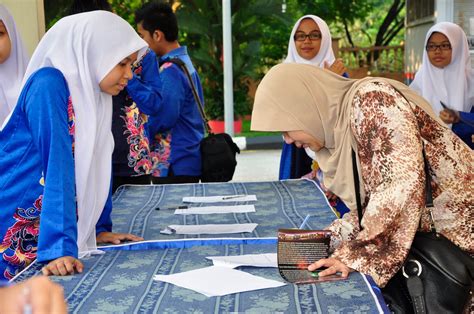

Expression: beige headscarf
xmin=251 ymin=63 xmax=439 ymax=210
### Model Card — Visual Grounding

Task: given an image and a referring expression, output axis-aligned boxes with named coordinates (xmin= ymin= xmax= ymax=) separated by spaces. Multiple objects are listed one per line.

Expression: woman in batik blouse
xmin=251 ymin=63 xmax=473 ymax=288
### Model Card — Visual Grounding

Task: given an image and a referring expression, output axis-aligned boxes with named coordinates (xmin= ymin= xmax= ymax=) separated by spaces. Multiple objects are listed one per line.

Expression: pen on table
xmin=155 ymin=205 xmax=188 ymax=210
xmin=222 ymin=194 xmax=247 ymax=200
xmin=299 ymin=214 xmax=311 ymax=229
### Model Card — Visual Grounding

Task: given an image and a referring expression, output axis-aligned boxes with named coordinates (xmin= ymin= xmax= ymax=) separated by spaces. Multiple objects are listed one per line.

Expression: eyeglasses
xmin=426 ymin=43 xmax=452 ymax=51
xmin=294 ymin=32 xmax=321 ymax=42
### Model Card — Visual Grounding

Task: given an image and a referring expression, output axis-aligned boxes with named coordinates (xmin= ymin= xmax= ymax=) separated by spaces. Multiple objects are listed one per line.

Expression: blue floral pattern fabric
xmin=13 ymin=244 xmax=388 ymax=313
xmin=110 ymin=179 xmax=336 ymax=241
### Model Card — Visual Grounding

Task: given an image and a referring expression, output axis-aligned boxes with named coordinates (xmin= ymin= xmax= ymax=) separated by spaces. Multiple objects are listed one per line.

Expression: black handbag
xmin=163 ymin=58 xmax=240 ymax=182
xmin=351 ymin=150 xmax=474 ymax=314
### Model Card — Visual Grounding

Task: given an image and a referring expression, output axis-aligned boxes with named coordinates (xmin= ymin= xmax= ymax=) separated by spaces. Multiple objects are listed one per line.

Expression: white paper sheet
xmin=153 ymin=266 xmax=286 ymax=297
xmin=174 ymin=205 xmax=256 ymax=215
xmin=206 ymin=253 xmax=277 ymax=268
xmin=161 ymin=223 xmax=258 ymax=235
xmin=182 ymin=195 xmax=257 ymax=203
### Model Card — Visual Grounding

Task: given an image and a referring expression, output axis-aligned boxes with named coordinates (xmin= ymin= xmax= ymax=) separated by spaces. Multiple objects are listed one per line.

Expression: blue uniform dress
xmin=452 ymin=107 xmax=474 ymax=149
xmin=147 ymin=46 xmax=204 ymax=178
xmin=0 ymin=67 xmax=111 ymax=280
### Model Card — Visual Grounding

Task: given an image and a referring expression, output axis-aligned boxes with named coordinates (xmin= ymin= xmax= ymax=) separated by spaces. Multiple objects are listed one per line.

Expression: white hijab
xmin=410 ymin=22 xmax=474 ymax=115
xmin=0 ymin=5 xmax=28 ymax=125
xmin=284 ymin=15 xmax=335 ymax=67
xmin=18 ymin=11 xmax=147 ymax=256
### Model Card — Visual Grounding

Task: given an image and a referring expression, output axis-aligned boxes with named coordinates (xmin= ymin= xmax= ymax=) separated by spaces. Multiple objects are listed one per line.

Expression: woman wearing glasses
xmin=410 ymin=22 xmax=474 ymax=149
xmin=280 ymin=15 xmax=349 ymax=217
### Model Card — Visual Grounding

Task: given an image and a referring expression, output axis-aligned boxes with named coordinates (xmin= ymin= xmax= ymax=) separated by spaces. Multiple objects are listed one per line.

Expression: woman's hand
xmin=325 ymin=59 xmax=346 ymax=76
xmin=308 ymin=257 xmax=354 ymax=278
xmin=0 ymin=276 xmax=67 ymax=314
xmin=42 ymin=256 xmax=83 ymax=276
xmin=96 ymin=231 xmax=144 ymax=245
xmin=439 ymin=109 xmax=460 ymax=124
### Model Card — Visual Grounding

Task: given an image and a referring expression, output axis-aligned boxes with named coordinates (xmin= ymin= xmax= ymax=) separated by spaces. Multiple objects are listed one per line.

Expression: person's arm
xmin=126 ymin=51 xmax=163 ymax=116
xmin=147 ymin=64 xmax=185 ymax=134
xmin=313 ymin=86 xmax=426 ymax=287
xmin=23 ymin=68 xmax=79 ymax=262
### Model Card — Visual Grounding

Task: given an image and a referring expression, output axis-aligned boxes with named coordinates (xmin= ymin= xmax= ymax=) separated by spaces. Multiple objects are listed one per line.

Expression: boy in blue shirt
xmin=135 ymin=2 xmax=204 ymax=184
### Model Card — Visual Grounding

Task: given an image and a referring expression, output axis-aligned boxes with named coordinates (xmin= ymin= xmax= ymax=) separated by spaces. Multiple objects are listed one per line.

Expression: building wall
xmin=405 ymin=0 xmax=474 ymax=82
xmin=454 ymin=0 xmax=474 ymax=35
xmin=0 ymin=0 xmax=45 ymax=56
xmin=405 ymin=20 xmax=434 ymax=78
xmin=455 ymin=0 xmax=474 ymax=69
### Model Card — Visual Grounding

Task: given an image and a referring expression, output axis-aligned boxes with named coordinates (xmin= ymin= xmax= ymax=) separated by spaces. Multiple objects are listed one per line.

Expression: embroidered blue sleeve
xmin=22 ymin=68 xmax=78 ymax=262
xmin=126 ymin=51 xmax=163 ymax=116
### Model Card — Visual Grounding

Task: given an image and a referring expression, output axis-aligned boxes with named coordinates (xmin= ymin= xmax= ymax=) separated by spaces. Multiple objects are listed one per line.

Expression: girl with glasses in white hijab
xmin=0 ymin=11 xmax=147 ymax=280
xmin=281 ymin=15 xmax=349 ymax=217
xmin=0 ymin=4 xmax=28 ymax=126
xmin=252 ymin=63 xmax=472 ymax=300
xmin=410 ymin=22 xmax=474 ymax=149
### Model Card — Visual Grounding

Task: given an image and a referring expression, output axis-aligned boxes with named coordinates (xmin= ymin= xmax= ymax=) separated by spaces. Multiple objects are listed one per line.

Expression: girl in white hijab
xmin=0 ymin=11 xmax=147 ymax=279
xmin=0 ymin=4 xmax=28 ymax=125
xmin=410 ymin=22 xmax=474 ymax=148
xmin=285 ymin=15 xmax=345 ymax=75
xmin=252 ymin=63 xmax=472 ymax=291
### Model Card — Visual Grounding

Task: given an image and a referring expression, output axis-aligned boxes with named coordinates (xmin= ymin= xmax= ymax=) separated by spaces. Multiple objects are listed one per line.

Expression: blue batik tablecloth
xmin=109 ymin=179 xmax=336 ymax=243
xmin=13 ymin=243 xmax=389 ymax=313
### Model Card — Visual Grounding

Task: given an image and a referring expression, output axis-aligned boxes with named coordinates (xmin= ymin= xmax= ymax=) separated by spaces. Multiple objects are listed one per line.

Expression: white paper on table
xmin=153 ymin=266 xmax=286 ymax=297
xmin=174 ymin=205 xmax=256 ymax=215
xmin=162 ymin=223 xmax=258 ymax=235
xmin=206 ymin=253 xmax=277 ymax=268
xmin=182 ymin=195 xmax=257 ymax=203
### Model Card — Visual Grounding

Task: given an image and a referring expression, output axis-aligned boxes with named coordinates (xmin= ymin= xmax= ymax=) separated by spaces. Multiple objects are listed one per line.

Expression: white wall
xmin=0 ymin=0 xmax=45 ymax=56
xmin=405 ymin=0 xmax=474 ymax=79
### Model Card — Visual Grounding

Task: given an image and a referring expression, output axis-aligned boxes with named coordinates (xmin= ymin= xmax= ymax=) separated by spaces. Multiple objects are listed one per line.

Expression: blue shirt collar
xmin=160 ymin=46 xmax=188 ymax=61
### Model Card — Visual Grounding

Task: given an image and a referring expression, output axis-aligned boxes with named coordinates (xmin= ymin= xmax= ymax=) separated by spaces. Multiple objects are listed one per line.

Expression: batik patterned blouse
xmin=327 ymin=81 xmax=473 ymax=287
xmin=112 ymin=50 xmax=163 ymax=177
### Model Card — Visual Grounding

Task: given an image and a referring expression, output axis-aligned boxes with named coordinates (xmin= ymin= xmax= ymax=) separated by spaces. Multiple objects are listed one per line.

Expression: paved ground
xmin=231 ymin=149 xmax=281 ymax=182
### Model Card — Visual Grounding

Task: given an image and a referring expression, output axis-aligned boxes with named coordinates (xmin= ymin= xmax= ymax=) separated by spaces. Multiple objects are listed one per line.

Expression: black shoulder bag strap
xmin=352 ymin=148 xmax=431 ymax=314
xmin=160 ymin=57 xmax=211 ymax=134
xmin=351 ymin=150 xmax=363 ymax=230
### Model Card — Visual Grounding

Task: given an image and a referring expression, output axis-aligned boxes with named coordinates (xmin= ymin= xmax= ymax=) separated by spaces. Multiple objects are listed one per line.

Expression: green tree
xmin=176 ymin=0 xmax=290 ymax=120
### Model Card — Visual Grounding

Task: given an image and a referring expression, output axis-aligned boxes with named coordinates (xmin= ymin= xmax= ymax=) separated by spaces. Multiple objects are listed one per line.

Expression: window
xmin=407 ymin=0 xmax=435 ymax=23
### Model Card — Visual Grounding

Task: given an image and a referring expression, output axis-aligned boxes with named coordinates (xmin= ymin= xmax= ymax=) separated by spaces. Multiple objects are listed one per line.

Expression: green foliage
xmin=109 ymin=0 xmax=145 ymax=24
xmin=176 ymin=0 xmax=290 ymax=120
xmin=44 ymin=0 xmax=72 ymax=29
xmin=42 ymin=0 xmax=405 ymax=121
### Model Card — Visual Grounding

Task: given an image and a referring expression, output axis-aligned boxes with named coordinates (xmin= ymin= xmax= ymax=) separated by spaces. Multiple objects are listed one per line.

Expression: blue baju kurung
xmin=0 ymin=67 xmax=111 ymax=280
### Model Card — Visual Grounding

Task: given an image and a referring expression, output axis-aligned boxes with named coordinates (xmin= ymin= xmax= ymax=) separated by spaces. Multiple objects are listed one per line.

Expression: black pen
xmin=155 ymin=205 xmax=188 ymax=210
xmin=221 ymin=195 xmax=247 ymax=200
xmin=439 ymin=101 xmax=449 ymax=110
